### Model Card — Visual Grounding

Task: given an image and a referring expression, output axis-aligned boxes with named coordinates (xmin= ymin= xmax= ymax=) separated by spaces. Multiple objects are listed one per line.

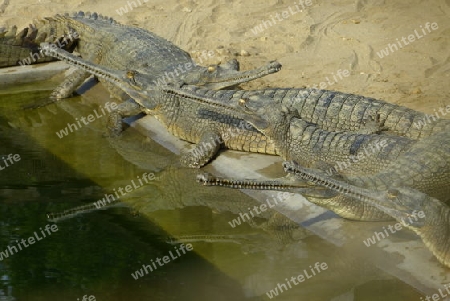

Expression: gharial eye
xmin=126 ymin=70 xmax=138 ymax=84
xmin=239 ymin=98 xmax=249 ymax=108
xmin=387 ymin=189 xmax=400 ymax=199
xmin=207 ymin=66 xmax=216 ymax=72
xmin=126 ymin=70 xmax=136 ymax=78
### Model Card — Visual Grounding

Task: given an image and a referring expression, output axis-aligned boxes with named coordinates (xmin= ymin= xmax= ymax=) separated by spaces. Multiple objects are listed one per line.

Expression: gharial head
xmin=282 ymin=161 xmax=427 ymax=228
xmin=191 ymin=90 xmax=300 ymax=132
xmin=182 ymin=59 xmax=282 ymax=89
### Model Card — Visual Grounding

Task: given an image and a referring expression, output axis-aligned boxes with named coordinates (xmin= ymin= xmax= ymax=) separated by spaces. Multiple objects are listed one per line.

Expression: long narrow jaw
xmin=282 ymin=161 xmax=425 ymax=225
xmin=199 ymin=60 xmax=282 ymax=89
xmin=41 ymin=43 xmax=122 ymax=83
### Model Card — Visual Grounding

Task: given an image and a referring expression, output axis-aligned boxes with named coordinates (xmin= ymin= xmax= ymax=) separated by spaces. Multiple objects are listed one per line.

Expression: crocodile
xmin=191 ymin=92 xmax=449 ymax=196
xmin=189 ymin=94 xmax=422 ymax=176
xmin=40 ymin=43 xmax=450 ymax=173
xmin=3 ymin=13 xmax=449 ymax=141
xmin=40 ymin=42 xmax=280 ymax=167
xmin=13 ymin=13 xmax=445 ymax=138
xmin=197 ymin=128 xmax=448 ymax=221
xmin=281 ymin=161 xmax=450 ymax=268
xmin=193 ymin=99 xmax=449 ymax=220
xmin=37 ymin=123 xmax=395 ymax=298
xmin=180 ymin=85 xmax=450 ymax=140
xmin=0 ymin=11 xmax=281 ymax=99
xmin=2 ymin=78 xmax=440 ymax=294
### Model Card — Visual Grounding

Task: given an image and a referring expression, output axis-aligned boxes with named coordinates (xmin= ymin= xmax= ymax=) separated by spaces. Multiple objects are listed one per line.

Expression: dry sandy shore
xmin=1 ymin=0 xmax=449 ymax=115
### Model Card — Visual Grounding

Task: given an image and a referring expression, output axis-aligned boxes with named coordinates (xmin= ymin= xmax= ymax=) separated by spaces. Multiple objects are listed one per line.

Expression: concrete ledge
xmin=0 ymin=61 xmax=70 ymax=86
xmin=132 ymin=106 xmax=449 ymax=296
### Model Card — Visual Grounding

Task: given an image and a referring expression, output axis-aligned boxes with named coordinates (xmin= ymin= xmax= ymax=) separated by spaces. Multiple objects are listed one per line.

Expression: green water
xmin=0 ymin=79 xmax=425 ymax=301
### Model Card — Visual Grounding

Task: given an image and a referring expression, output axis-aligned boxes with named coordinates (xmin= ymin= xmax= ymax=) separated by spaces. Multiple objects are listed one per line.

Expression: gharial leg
xmin=180 ymin=132 xmax=223 ymax=168
xmin=40 ymin=39 xmax=98 ymax=100
xmin=107 ymin=99 xmax=143 ymax=136
xmin=50 ymin=67 xmax=91 ymax=99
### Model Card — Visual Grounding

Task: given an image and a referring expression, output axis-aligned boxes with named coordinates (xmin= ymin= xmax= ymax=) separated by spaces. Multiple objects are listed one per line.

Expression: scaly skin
xmin=1 ymin=11 xmax=281 ymax=99
xmin=197 ymin=129 xmax=449 ymax=220
xmin=192 ymin=95 xmax=448 ymax=220
xmin=283 ymin=161 xmax=450 ymax=268
xmin=41 ymin=43 xmax=279 ymax=167
xmin=197 ymin=172 xmax=394 ymax=221
xmin=0 ymin=24 xmax=64 ymax=66
xmin=3 ymin=13 xmax=448 ymax=140
xmin=182 ymin=90 xmax=417 ymax=176
xmin=342 ymin=129 xmax=450 ymax=203
xmin=182 ymin=86 xmax=450 ymax=140
xmin=40 ymin=43 xmax=448 ymax=178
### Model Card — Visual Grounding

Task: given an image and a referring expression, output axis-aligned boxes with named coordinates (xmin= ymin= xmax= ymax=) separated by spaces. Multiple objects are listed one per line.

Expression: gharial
xmin=0 ymin=11 xmax=281 ymax=100
xmin=42 ymin=43 xmax=450 ymax=243
xmin=3 ymin=11 xmax=448 ymax=143
xmin=40 ymin=42 xmax=450 ymax=171
xmin=164 ymin=87 xmax=450 ymax=200
xmin=280 ymin=161 xmax=450 ymax=269
xmin=7 ymin=12 xmax=450 ymax=269
xmin=193 ymin=97 xmax=449 ymax=266
xmin=40 ymin=42 xmax=281 ymax=167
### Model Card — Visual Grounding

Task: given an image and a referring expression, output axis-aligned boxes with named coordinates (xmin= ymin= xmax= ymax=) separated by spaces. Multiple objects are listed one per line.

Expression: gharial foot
xmin=106 ymin=99 xmax=142 ymax=137
xmin=49 ymin=67 xmax=90 ymax=100
xmin=180 ymin=132 xmax=222 ymax=168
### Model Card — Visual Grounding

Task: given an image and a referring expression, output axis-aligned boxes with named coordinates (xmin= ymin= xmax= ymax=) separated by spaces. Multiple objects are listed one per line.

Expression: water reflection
xmin=0 ymin=81 xmax=425 ymax=300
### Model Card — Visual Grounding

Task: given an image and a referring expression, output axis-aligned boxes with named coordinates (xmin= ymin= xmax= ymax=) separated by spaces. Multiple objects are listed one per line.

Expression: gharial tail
xmin=0 ymin=22 xmax=78 ymax=68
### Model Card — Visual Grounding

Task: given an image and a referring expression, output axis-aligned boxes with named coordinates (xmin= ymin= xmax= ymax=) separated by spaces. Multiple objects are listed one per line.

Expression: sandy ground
xmin=1 ymin=0 xmax=449 ymax=114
